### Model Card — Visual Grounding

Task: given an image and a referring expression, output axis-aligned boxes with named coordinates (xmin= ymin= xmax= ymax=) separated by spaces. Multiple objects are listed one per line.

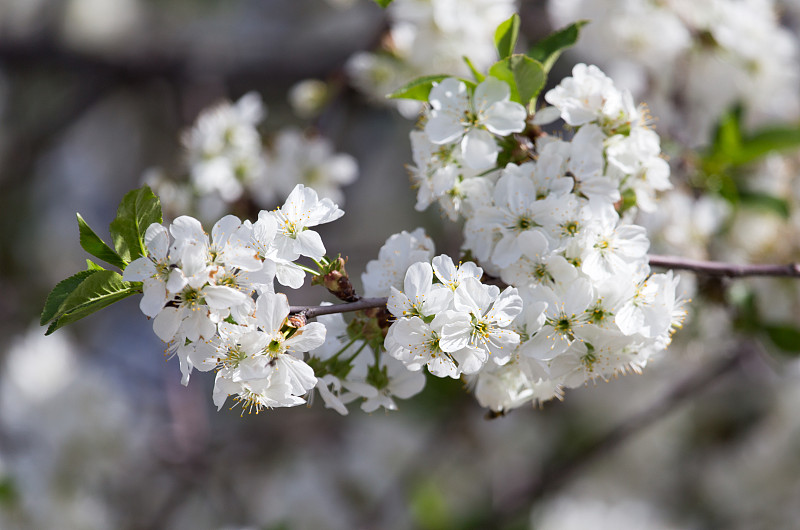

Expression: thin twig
xmin=648 ymin=255 xmax=800 ymax=278
xmin=465 ymin=341 xmax=759 ymax=529
xmin=287 ymin=256 xmax=800 ymax=319
xmin=289 ymin=297 xmax=388 ymax=318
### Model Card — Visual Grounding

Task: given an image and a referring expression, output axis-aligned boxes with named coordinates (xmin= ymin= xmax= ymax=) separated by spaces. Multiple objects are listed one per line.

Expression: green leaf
xmin=765 ymin=325 xmax=800 ymax=353
xmin=488 ymin=54 xmax=546 ymax=109
xmin=739 ymin=191 xmax=791 ymax=219
xmin=86 ymin=259 xmax=105 ymax=271
xmin=0 ymin=477 xmax=18 ymax=506
xmin=77 ymin=213 xmax=127 ymax=270
xmin=703 ymin=106 xmax=800 ymax=167
xmin=494 ymin=14 xmax=521 ymax=60
xmin=387 ymin=75 xmax=475 ymax=101
xmin=462 ymin=56 xmax=485 ymax=83
xmin=44 ymin=270 xmax=140 ymax=335
xmin=528 ymin=20 xmax=588 ymax=73
xmin=372 ymin=0 xmax=393 ymax=6
xmin=108 ymin=186 xmax=162 ymax=264
xmin=735 ymin=125 xmax=800 ymax=166
xmin=40 ymin=270 xmax=97 ymax=326
xmin=410 ymin=480 xmax=451 ymax=530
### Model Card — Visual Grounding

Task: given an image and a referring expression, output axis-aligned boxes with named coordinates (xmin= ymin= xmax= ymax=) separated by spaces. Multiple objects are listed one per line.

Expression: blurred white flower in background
xmin=549 ymin=0 xmax=800 ymax=146
xmin=346 ymin=0 xmax=517 ymax=117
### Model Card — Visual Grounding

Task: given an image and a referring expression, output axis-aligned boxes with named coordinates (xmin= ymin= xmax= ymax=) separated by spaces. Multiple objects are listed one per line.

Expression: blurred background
xmin=2 ymin=0 xmax=800 ymax=528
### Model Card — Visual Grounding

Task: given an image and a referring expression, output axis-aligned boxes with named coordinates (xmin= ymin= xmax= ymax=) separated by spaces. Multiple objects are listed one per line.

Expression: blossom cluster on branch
xmin=52 ymin=10 xmax=800 ymax=418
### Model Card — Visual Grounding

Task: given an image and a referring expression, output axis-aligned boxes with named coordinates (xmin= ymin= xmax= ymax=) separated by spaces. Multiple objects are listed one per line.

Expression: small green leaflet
xmin=387 ymin=74 xmax=476 ymax=101
xmin=77 ymin=213 xmax=127 ymax=270
xmin=86 ymin=259 xmax=105 ymax=271
xmin=494 ymin=13 xmax=521 ymax=60
xmin=108 ymin=185 xmax=163 ymax=264
xmin=528 ymin=20 xmax=588 ymax=73
xmin=42 ymin=269 xmax=140 ymax=335
xmin=488 ymin=54 xmax=545 ymax=110
xmin=462 ymin=56 xmax=485 ymax=82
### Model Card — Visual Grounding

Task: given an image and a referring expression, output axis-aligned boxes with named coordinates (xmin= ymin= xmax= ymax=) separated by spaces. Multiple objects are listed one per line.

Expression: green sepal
xmin=387 ymin=75 xmax=476 ymax=101
xmin=108 ymin=185 xmax=162 ymax=264
xmin=619 ymin=188 xmax=638 ymax=214
xmin=462 ymin=56 xmax=485 ymax=83
xmin=494 ymin=13 xmax=521 ymax=59
xmin=366 ymin=359 xmax=390 ymax=390
xmin=43 ymin=270 xmax=140 ymax=335
xmin=528 ymin=20 xmax=589 ymax=73
xmin=77 ymin=213 xmax=127 ymax=270
xmin=372 ymin=0 xmax=393 ymax=6
xmin=488 ymin=54 xmax=545 ymax=110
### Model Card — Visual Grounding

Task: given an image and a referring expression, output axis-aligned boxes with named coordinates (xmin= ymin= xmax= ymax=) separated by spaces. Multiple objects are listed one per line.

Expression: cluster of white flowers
xmin=549 ymin=0 xmax=800 ymax=146
xmin=123 ymin=184 xmax=343 ymax=411
xmin=385 ymin=255 xmax=523 ymax=378
xmin=183 ymin=92 xmax=268 ymax=204
xmin=396 ymin=65 xmax=686 ymax=412
xmin=123 ymin=182 xmax=431 ymax=414
xmin=149 ymin=92 xmax=358 ymax=220
xmin=346 ymin=0 xmax=516 ymax=117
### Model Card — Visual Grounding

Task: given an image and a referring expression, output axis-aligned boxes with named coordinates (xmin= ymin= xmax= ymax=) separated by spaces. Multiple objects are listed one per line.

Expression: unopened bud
xmin=287 ymin=313 xmax=307 ymax=328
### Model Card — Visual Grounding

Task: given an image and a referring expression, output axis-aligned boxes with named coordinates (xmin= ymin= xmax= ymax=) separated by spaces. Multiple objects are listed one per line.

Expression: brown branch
xmin=289 ymin=255 xmax=800 ymax=320
xmin=648 ymin=255 xmax=800 ymax=278
xmin=289 ymin=297 xmax=388 ymax=319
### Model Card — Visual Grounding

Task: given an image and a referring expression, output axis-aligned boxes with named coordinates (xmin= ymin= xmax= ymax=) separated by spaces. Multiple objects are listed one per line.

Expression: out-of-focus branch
xmin=0 ymin=38 xmax=183 ymax=79
xmin=648 ymin=255 xmax=800 ymax=277
xmin=465 ymin=341 xmax=760 ymax=529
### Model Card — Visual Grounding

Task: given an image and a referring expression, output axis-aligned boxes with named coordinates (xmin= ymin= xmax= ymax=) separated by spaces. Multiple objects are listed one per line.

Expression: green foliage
xmin=488 ymin=54 xmax=545 ymax=111
xmin=0 ymin=477 xmax=17 ymax=506
xmin=41 ymin=270 xmax=140 ymax=335
xmin=40 ymin=270 xmax=97 ymax=326
xmin=108 ymin=186 xmax=162 ymax=264
xmin=494 ymin=14 xmax=521 ymax=60
xmin=707 ymin=106 xmax=800 ymax=168
xmin=42 ymin=185 xmax=161 ymax=333
xmin=528 ymin=20 xmax=589 ymax=73
xmin=699 ymin=106 xmax=800 ymax=217
xmin=86 ymin=259 xmax=105 ymax=271
xmin=765 ymin=325 xmax=800 ymax=353
xmin=387 ymin=75 xmax=476 ymax=101
xmin=733 ymin=292 xmax=800 ymax=354
xmin=77 ymin=213 xmax=127 ymax=270
xmin=738 ymin=191 xmax=791 ymax=219
xmin=410 ymin=479 xmax=452 ymax=530
xmin=372 ymin=0 xmax=394 ymax=6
